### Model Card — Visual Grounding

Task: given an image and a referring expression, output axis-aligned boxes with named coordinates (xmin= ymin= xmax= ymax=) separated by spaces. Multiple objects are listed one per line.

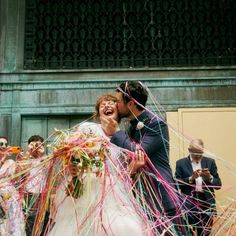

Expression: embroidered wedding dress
xmin=48 ymin=122 xmax=151 ymax=236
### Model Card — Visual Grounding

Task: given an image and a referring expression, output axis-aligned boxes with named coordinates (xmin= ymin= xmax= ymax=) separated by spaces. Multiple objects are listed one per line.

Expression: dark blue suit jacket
xmin=111 ymin=110 xmax=177 ymax=211
xmin=175 ymin=156 xmax=222 ymax=207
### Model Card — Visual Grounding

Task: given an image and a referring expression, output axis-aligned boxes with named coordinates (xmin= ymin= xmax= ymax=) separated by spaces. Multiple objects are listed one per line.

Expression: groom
xmin=101 ymin=81 xmax=190 ymax=235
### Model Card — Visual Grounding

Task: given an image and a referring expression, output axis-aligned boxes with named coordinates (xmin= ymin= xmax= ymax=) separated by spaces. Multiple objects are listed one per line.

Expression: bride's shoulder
xmin=76 ymin=122 xmax=102 ymax=134
xmin=78 ymin=122 xmax=100 ymax=129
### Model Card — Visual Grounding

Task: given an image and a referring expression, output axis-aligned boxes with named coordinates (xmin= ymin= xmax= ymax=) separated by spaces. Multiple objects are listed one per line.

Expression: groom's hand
xmin=100 ymin=117 xmax=119 ymax=136
xmin=128 ymin=149 xmax=146 ymax=175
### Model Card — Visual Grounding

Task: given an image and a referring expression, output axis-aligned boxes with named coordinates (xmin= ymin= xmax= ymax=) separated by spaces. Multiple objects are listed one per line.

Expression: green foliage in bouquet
xmin=66 ymin=142 xmax=110 ymax=199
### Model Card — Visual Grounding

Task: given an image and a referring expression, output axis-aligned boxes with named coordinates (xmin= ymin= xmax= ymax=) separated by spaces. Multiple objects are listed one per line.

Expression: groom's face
xmin=116 ymin=92 xmax=130 ymax=118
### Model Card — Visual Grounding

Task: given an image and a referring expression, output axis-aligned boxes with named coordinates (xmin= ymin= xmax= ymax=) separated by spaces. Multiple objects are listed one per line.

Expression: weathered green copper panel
xmin=20 ymin=115 xmax=91 ymax=152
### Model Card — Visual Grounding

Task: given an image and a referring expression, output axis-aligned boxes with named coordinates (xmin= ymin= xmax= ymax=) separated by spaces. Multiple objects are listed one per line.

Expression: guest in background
xmin=22 ymin=135 xmax=49 ymax=236
xmin=0 ymin=136 xmax=25 ymax=236
xmin=175 ymin=138 xmax=222 ymax=236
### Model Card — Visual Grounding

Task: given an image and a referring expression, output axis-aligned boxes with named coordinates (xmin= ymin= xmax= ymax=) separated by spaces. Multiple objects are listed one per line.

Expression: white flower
xmin=136 ymin=121 xmax=144 ymax=130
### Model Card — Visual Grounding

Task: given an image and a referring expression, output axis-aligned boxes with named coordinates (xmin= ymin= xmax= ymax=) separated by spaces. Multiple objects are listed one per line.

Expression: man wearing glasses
xmin=0 ymin=136 xmax=8 ymax=223
xmin=0 ymin=137 xmax=8 ymax=148
xmin=0 ymin=137 xmax=9 ymax=166
xmin=175 ymin=138 xmax=222 ymax=236
xmin=0 ymin=136 xmax=25 ymax=235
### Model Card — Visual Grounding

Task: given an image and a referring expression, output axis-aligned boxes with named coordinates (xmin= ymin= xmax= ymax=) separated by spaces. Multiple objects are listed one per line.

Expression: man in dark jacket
xmin=101 ymin=81 xmax=190 ymax=235
xmin=175 ymin=138 xmax=222 ymax=236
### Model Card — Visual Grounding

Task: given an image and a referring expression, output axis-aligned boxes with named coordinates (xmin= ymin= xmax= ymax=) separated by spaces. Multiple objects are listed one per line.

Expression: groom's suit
xmin=111 ymin=110 xmax=176 ymax=211
xmin=111 ymin=111 xmax=191 ymax=235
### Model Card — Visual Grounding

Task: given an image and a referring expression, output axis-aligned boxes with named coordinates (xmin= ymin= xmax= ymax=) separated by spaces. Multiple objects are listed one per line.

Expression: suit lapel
xmin=128 ymin=124 xmax=136 ymax=137
xmin=201 ymin=157 xmax=207 ymax=169
xmin=186 ymin=156 xmax=193 ymax=174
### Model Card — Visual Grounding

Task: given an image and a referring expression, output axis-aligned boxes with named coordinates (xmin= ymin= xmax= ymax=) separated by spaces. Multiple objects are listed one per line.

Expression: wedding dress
xmin=48 ymin=122 xmax=150 ymax=236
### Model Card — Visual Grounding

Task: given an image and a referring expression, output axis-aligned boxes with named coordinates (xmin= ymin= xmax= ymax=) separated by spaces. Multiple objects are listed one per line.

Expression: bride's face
xmin=99 ymin=100 xmax=118 ymax=121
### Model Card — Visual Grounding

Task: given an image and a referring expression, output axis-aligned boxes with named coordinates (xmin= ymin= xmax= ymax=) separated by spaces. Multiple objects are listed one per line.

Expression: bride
xmin=48 ymin=95 xmax=153 ymax=236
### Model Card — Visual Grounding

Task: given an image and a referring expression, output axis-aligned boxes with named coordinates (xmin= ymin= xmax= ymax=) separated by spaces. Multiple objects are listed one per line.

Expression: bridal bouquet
xmin=51 ymin=127 xmax=110 ymax=198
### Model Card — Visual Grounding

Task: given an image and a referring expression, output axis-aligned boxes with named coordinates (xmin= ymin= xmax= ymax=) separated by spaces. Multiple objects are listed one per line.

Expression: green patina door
xmin=20 ymin=115 xmax=91 ymax=153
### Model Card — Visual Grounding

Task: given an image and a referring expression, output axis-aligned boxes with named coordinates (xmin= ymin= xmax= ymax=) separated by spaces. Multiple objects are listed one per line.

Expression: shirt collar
xmin=190 ymin=155 xmax=202 ymax=164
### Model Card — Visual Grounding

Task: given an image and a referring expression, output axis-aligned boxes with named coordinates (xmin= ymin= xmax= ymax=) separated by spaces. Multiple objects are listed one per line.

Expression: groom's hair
xmin=117 ymin=81 xmax=148 ymax=111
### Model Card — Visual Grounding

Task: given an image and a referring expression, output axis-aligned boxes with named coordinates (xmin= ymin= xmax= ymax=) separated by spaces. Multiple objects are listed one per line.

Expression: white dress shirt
xmin=190 ymin=157 xmax=203 ymax=192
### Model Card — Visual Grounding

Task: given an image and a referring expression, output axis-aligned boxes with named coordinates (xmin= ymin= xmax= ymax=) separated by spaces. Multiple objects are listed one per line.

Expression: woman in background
xmin=0 ymin=137 xmax=25 ymax=236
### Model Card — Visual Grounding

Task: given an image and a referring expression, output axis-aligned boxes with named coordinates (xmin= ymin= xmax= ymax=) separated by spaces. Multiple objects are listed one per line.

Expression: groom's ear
xmin=127 ymin=100 xmax=135 ymax=109
xmin=127 ymin=100 xmax=133 ymax=107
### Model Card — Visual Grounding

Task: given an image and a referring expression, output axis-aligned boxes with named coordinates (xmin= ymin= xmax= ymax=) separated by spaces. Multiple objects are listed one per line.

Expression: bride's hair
xmin=94 ymin=94 xmax=120 ymax=122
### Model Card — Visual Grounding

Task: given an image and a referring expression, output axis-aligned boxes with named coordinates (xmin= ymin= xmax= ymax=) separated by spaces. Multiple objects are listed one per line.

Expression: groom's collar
xmin=130 ymin=110 xmax=149 ymax=126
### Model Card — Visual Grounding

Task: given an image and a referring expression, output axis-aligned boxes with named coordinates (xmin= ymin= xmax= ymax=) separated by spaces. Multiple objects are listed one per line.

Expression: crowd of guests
xmin=0 ymin=135 xmax=49 ymax=236
xmin=0 ymin=80 xmax=222 ymax=236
